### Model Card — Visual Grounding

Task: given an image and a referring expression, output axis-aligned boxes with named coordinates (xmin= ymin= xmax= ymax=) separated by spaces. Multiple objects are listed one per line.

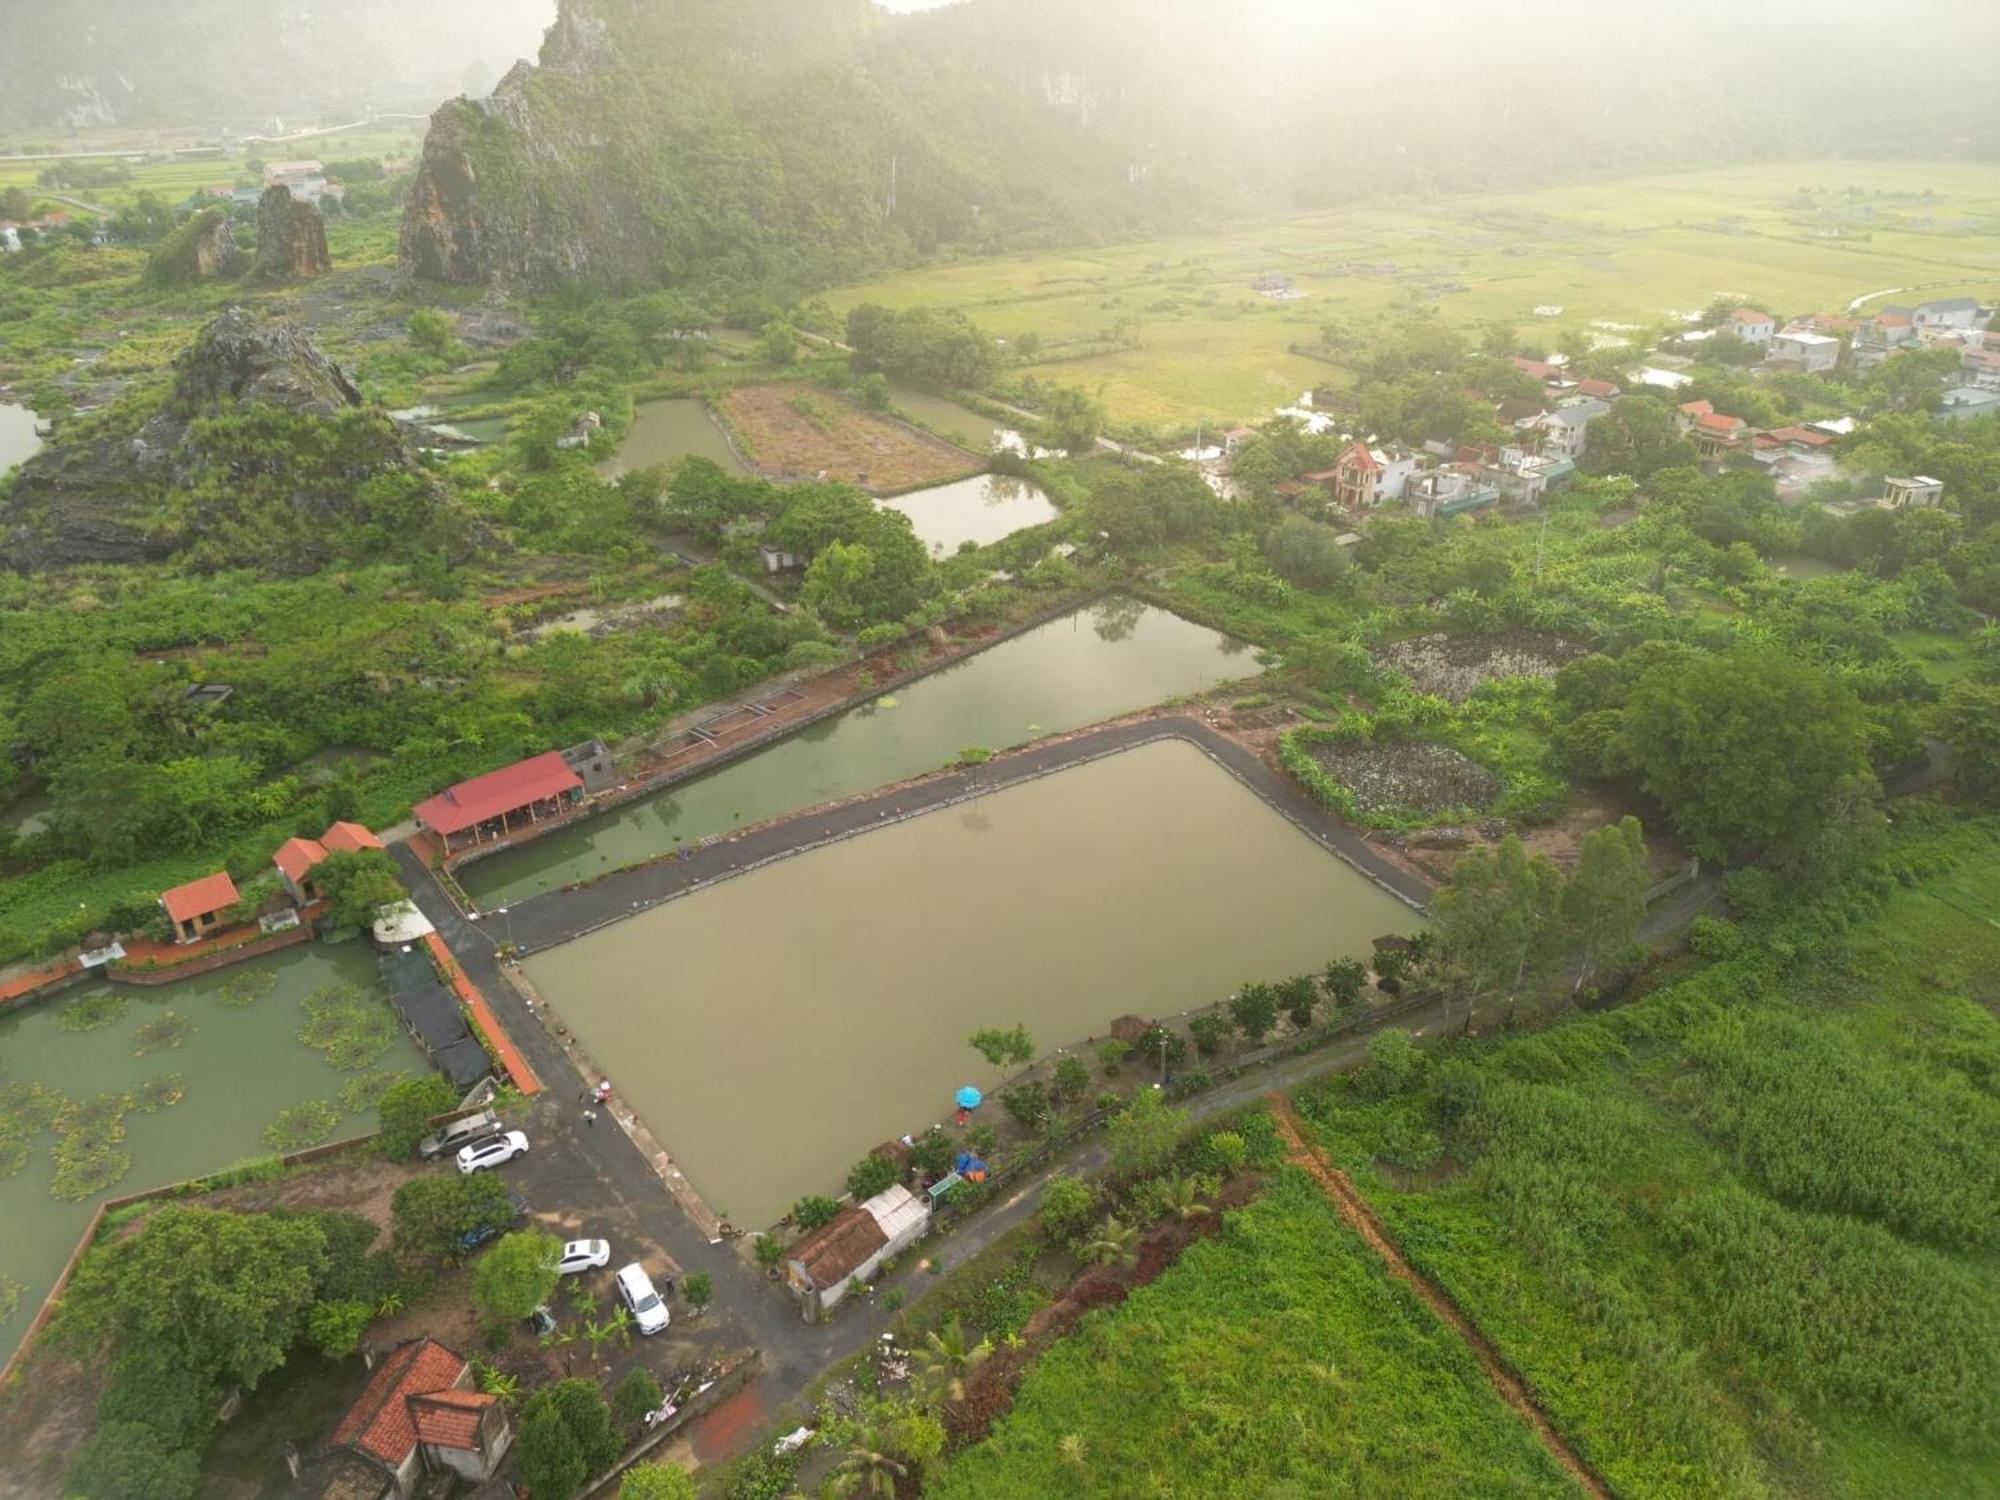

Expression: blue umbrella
xmin=955 ymin=1085 xmax=983 ymax=1110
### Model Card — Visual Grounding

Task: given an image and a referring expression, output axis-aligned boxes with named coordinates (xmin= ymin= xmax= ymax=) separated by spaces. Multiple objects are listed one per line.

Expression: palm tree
xmin=1081 ymin=1214 xmax=1140 ymax=1269
xmin=918 ymin=1315 xmax=992 ymax=1403
xmin=830 ymin=1429 xmax=908 ymax=1498
xmin=1156 ymin=1174 xmax=1214 ymax=1224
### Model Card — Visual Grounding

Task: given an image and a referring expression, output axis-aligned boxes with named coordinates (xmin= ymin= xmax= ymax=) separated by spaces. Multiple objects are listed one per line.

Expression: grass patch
xmin=261 ymin=1100 xmax=344 ymax=1153
xmin=929 ymin=1170 xmax=1570 ymax=1498
xmin=54 ymin=993 xmax=129 ymax=1032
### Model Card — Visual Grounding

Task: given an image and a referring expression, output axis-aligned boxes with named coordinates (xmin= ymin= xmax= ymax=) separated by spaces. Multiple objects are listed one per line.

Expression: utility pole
xmin=886 ymin=153 xmax=897 ymax=219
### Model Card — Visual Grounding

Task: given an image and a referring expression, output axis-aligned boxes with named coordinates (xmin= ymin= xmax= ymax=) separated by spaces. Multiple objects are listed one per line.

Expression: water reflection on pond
xmin=880 ymin=472 xmax=1061 ymax=554
xmin=524 ymin=738 xmax=1418 ymax=1226
xmin=459 ymin=598 xmax=1252 ymax=906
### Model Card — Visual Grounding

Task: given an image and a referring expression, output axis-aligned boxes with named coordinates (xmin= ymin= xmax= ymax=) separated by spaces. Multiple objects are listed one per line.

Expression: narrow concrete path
xmin=1269 ymin=1096 xmax=1611 ymax=1499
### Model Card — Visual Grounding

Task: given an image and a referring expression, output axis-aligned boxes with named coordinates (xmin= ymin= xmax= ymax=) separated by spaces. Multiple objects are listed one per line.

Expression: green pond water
xmin=880 ymin=472 xmax=1062 ymax=554
xmin=887 ymin=385 xmax=1010 ymax=452
xmin=525 ymin=738 xmax=1419 ymax=1226
xmin=458 ymin=598 xmax=1255 ymax=907
xmin=599 ymin=398 xmax=750 ymax=478
xmin=0 ymin=403 xmax=41 ymax=476
xmin=0 ymin=944 xmax=428 ymax=1364
xmin=1768 ymin=552 xmax=1842 ymax=580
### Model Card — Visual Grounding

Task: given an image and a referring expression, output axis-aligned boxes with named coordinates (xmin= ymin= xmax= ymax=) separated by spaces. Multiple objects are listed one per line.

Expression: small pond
xmin=0 ymin=402 xmax=43 ymax=476
xmin=880 ymin=472 xmax=1062 ymax=554
xmin=458 ymin=597 xmax=1254 ymax=907
xmin=600 ymin=399 xmax=750 ymax=479
xmin=1768 ymin=552 xmax=1843 ymax=581
xmin=887 ymin=385 xmax=1010 ymax=452
xmin=0 ymin=944 xmax=428 ymax=1365
xmin=524 ymin=738 xmax=1419 ymax=1225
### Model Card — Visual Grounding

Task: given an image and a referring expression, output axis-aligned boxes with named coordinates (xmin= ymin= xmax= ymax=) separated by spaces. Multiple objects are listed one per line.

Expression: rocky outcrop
xmin=2 ymin=308 xmax=464 ymax=574
xmin=145 ymin=207 xmax=241 ymax=285
xmin=250 ymin=187 xmax=331 ymax=281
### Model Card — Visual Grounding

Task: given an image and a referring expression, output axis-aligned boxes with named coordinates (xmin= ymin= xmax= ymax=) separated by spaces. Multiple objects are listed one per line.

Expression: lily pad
xmin=55 ymin=993 xmax=129 ymax=1032
xmin=133 ymin=1011 xmax=195 ymax=1056
xmin=263 ymin=1099 xmax=343 ymax=1152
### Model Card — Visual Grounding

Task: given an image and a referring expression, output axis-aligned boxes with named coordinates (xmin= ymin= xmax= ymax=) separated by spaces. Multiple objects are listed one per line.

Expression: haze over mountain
xmin=399 ymin=0 xmax=2000 ymax=292
xmin=0 ymin=0 xmax=554 ymax=134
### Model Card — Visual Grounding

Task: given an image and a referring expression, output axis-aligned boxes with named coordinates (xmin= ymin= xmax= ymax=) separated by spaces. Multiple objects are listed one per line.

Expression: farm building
xmin=412 ymin=752 xmax=585 ymax=856
xmin=159 ymin=870 xmax=238 ymax=944
xmin=784 ymin=1183 xmax=930 ymax=1321
xmin=291 ymin=1337 xmax=510 ymax=1499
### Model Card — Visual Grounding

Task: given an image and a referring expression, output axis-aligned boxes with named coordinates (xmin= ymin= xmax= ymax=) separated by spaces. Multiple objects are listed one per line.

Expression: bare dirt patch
xmin=1307 ymin=737 xmax=1499 ymax=820
xmin=1373 ymin=631 xmax=1585 ymax=703
xmin=719 ymin=384 xmax=981 ymax=492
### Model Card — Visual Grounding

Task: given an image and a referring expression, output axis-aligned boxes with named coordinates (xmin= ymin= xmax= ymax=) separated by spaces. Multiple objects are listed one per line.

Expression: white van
xmin=615 ymin=1263 xmax=670 ymax=1336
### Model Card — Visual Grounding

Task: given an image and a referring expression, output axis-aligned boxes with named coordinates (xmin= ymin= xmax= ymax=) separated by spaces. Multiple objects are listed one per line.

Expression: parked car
xmin=457 ymin=1130 xmax=529 ymax=1175
xmin=524 ymin=1304 xmax=558 ymax=1338
xmin=556 ymin=1239 xmax=612 ymax=1276
xmin=418 ymin=1109 xmax=501 ymax=1160
xmin=458 ymin=1187 xmax=529 ymax=1252
xmin=614 ymin=1263 xmax=670 ymax=1335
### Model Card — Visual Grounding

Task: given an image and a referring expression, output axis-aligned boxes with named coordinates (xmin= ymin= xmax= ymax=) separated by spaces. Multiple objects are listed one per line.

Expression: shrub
xmin=1131 ymin=1024 xmax=1187 ymax=1072
xmin=613 ymin=1367 xmax=665 ymax=1430
xmin=1188 ymin=1013 xmax=1233 ymax=1058
xmin=1202 ymin=1130 xmax=1248 ymax=1175
xmin=65 ymin=1420 xmax=200 ymax=1500
xmin=754 ymin=1234 xmax=786 ymax=1269
xmin=1039 ymin=1174 xmax=1098 ymax=1244
xmin=376 ymin=1074 xmax=458 ymax=1158
xmin=964 ymin=1122 xmax=999 ymax=1156
xmin=1052 ymin=1054 xmax=1091 ymax=1100
xmin=793 ymin=1195 xmax=841 ymax=1230
xmin=1228 ymin=984 xmax=1280 ymax=1043
xmin=1275 ymin=975 xmax=1319 ymax=1029
xmin=846 ymin=1151 xmax=901 ymax=1199
xmin=518 ymin=1378 xmax=622 ymax=1500
xmin=391 ymin=1174 xmax=514 ymax=1263
xmin=1358 ymin=1029 xmax=1426 ymax=1097
xmin=682 ymin=1270 xmax=714 ymax=1312
xmin=969 ymin=1024 xmax=1036 ymax=1067
xmin=910 ymin=1127 xmax=955 ymax=1178
xmin=1689 ymin=914 xmax=1744 ymax=960
xmin=999 ymin=1084 xmax=1052 ymax=1130
xmin=471 ymin=1230 xmax=561 ymax=1331
xmin=1095 ymin=1038 xmax=1130 ymax=1076
xmin=1107 ymin=1088 xmax=1188 ymax=1179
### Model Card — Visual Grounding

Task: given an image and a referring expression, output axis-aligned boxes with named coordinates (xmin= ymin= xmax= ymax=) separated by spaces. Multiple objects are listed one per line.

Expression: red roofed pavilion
xmin=322 ymin=820 xmax=384 ymax=853
xmin=273 ymin=836 xmax=330 ymax=903
xmin=412 ymin=751 xmax=584 ymax=855
xmin=159 ymin=871 xmax=239 ymax=944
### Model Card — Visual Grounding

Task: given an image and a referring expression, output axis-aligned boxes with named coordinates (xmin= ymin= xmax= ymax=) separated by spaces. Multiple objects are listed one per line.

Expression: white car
xmin=556 ymin=1239 xmax=612 ymax=1276
xmin=456 ymin=1130 xmax=529 ymax=1175
xmin=615 ymin=1262 xmax=670 ymax=1335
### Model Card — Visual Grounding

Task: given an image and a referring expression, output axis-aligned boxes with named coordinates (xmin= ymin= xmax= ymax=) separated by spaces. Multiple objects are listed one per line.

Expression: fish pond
xmin=599 ymin=398 xmax=750 ymax=478
xmin=0 ymin=403 xmax=41 ymax=476
xmin=523 ymin=737 xmax=1417 ymax=1226
xmin=457 ymin=598 xmax=1255 ymax=906
xmin=0 ymin=944 xmax=428 ymax=1363
xmin=879 ymin=472 xmax=1062 ymax=554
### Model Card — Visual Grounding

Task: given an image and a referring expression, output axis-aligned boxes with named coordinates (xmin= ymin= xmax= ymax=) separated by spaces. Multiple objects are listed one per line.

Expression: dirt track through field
xmin=1268 ymin=1094 xmax=1612 ymax=1499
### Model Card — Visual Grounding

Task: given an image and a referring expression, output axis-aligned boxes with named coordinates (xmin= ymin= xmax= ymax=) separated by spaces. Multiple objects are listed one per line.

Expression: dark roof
xmin=1919 ymin=296 xmax=1979 ymax=313
xmin=412 ymin=752 xmax=581 ymax=836
xmin=789 ymin=1205 xmax=888 ymax=1290
xmin=435 ymin=1038 xmax=493 ymax=1090
xmin=394 ymin=979 xmax=471 ymax=1052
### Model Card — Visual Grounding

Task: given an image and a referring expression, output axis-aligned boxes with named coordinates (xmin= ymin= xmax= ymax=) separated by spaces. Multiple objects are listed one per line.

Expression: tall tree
xmin=1559 ymin=816 xmax=1650 ymax=996
xmin=472 ymin=1230 xmax=562 ymax=1330
xmin=1429 ymin=836 xmax=1564 ymax=1020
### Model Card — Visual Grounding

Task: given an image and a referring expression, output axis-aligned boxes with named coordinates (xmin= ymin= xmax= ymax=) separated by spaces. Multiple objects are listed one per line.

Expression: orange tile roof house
xmin=411 ymin=752 xmax=584 ymax=855
xmin=294 ymin=1338 xmax=510 ymax=1499
xmin=159 ymin=871 xmax=239 ymax=944
xmin=272 ymin=822 xmax=387 ymax=903
xmin=1726 ymin=307 xmax=1776 ymax=345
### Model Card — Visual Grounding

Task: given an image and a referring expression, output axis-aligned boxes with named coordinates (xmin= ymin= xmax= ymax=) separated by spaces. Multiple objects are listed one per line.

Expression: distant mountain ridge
xmin=400 ymin=0 xmax=2000 ymax=293
xmin=0 ymin=0 xmax=552 ymax=133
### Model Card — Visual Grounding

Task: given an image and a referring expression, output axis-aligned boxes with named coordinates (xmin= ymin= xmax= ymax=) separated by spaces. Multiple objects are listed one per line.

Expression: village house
xmin=1676 ymin=400 xmax=1747 ymax=460
xmin=1221 ymin=425 xmax=1258 ymax=456
xmin=1940 ymin=386 xmax=2000 ymax=423
xmin=1764 ymin=329 xmax=1841 ymax=374
xmin=1517 ymin=397 xmax=1608 ymax=462
xmin=1630 ymin=364 xmax=1693 ymax=392
xmin=263 ymin=160 xmax=329 ymax=203
xmin=271 ymin=820 xmax=385 ymax=905
xmin=1725 ymin=308 xmax=1776 ymax=346
xmin=412 ymin=752 xmax=585 ymax=857
xmin=1329 ymin=440 xmax=1421 ymax=510
xmin=1484 ymin=444 xmax=1573 ymax=505
xmin=1882 ymin=475 xmax=1944 ymax=509
xmin=290 ymin=1338 xmax=511 ymax=1500
xmin=1405 ymin=465 xmax=1498 ymax=520
xmin=159 ymin=871 xmax=239 ymax=944
xmin=1961 ymin=338 xmax=2000 ymax=390
xmin=785 ymin=1183 xmax=930 ymax=1321
xmin=1912 ymin=296 xmax=1982 ymax=331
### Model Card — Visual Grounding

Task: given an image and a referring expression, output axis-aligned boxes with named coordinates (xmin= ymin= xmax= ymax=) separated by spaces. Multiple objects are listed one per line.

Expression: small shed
xmin=160 ymin=870 xmax=239 ymax=944
xmin=784 ymin=1183 xmax=930 ymax=1322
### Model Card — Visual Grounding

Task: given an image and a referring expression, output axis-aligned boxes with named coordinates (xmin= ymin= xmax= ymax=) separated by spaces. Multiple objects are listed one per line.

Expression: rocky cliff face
xmin=251 ymin=188 xmax=332 ymax=281
xmin=144 ymin=208 xmax=242 ymax=286
xmin=2 ymin=308 xmax=459 ymax=574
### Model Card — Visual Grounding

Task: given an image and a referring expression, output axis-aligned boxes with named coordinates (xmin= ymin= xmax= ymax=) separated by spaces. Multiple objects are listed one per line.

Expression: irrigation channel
xmin=522 ymin=737 xmax=1418 ymax=1226
xmin=457 ymin=597 xmax=1256 ymax=907
xmin=0 ymin=945 xmax=427 ymax=1365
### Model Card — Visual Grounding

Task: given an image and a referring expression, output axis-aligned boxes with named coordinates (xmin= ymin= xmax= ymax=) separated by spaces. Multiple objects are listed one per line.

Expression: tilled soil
xmin=1308 ymin=738 xmax=1499 ymax=819
xmin=1373 ymin=631 xmax=1585 ymax=703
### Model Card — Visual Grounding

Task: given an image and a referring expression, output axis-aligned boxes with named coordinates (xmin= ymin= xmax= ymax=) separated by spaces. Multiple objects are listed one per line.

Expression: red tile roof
xmin=322 ymin=821 xmax=384 ymax=853
xmin=1679 ymin=399 xmax=1714 ymax=417
xmin=408 ymin=1388 xmax=496 ymax=1451
xmin=1730 ymin=308 xmax=1772 ymax=325
xmin=412 ymin=752 xmax=582 ymax=836
xmin=331 ymin=1339 xmax=469 ymax=1465
xmin=273 ymin=837 xmax=329 ymax=883
xmin=1335 ymin=440 xmax=1379 ymax=473
xmin=1759 ymin=426 xmax=1833 ymax=447
xmin=160 ymin=871 xmax=239 ymax=924
xmin=1511 ymin=356 xmax=1557 ymax=381
xmin=1697 ymin=413 xmax=1745 ymax=433
xmin=1574 ymin=377 xmax=1620 ymax=398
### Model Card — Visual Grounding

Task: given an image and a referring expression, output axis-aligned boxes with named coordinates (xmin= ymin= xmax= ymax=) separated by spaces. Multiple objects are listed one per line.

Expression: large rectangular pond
xmin=524 ymin=738 xmax=1417 ymax=1226
xmin=600 ymin=398 xmax=751 ymax=479
xmin=879 ymin=473 xmax=1062 ymax=554
xmin=0 ymin=945 xmax=429 ymax=1364
xmin=458 ymin=598 xmax=1255 ymax=907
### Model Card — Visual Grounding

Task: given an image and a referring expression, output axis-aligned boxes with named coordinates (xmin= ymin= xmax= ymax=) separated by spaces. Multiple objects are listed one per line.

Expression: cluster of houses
xmin=157 ymin=818 xmax=386 ymax=946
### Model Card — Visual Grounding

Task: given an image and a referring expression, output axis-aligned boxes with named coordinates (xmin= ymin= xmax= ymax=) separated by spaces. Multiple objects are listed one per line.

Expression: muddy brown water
xmin=522 ymin=738 xmax=1418 ymax=1227
xmin=879 ymin=472 xmax=1061 ymax=555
